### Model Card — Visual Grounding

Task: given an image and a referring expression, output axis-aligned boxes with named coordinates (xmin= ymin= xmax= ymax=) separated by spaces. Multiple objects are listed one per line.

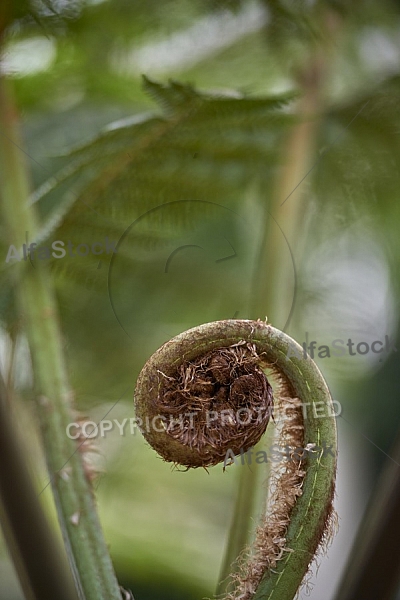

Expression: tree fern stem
xmin=0 ymin=376 xmax=79 ymax=600
xmin=0 ymin=79 xmax=121 ymax=600
xmin=250 ymin=322 xmax=337 ymax=600
xmin=216 ymin=461 xmax=261 ymax=597
xmin=219 ymin=57 xmax=326 ymax=596
xmin=249 ymin=58 xmax=323 ymax=323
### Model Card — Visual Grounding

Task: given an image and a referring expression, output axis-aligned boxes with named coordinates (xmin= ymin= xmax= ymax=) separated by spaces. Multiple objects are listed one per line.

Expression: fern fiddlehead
xmin=134 ymin=319 xmax=337 ymax=600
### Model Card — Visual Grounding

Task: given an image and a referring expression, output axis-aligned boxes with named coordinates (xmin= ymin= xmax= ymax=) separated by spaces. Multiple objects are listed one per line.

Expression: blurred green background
xmin=0 ymin=0 xmax=400 ymax=598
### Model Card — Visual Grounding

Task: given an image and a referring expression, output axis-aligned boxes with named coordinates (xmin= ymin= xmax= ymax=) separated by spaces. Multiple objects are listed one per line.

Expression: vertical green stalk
xmin=249 ymin=63 xmax=323 ymax=323
xmin=0 ymin=375 xmax=79 ymax=600
xmin=0 ymin=78 xmax=121 ymax=600
xmin=216 ymin=464 xmax=260 ymax=596
xmin=334 ymin=424 xmax=400 ymax=600
xmin=218 ymin=38 xmax=331 ymax=595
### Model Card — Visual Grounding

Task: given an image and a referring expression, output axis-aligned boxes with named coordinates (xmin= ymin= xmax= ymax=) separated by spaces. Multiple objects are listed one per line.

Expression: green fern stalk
xmin=221 ymin=66 xmax=325 ymax=593
xmin=0 ymin=78 xmax=121 ymax=600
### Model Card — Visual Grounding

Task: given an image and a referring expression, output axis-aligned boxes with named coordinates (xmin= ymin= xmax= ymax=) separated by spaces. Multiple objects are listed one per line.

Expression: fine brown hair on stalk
xmin=225 ymin=368 xmax=306 ymax=599
xmin=223 ymin=362 xmax=336 ymax=600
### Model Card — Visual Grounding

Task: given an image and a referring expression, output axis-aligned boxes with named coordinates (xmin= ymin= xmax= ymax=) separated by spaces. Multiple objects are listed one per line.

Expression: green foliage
xmin=0 ymin=77 xmax=298 ymax=399
xmin=312 ymin=76 xmax=400 ymax=284
xmin=0 ymin=79 xmax=295 ymax=307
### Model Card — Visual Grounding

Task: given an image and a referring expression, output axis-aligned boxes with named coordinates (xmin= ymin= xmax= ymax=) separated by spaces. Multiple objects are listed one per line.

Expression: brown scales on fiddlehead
xmin=151 ymin=342 xmax=273 ymax=467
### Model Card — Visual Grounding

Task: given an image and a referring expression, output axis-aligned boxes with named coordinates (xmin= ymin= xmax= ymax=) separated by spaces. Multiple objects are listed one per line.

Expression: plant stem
xmin=249 ymin=58 xmax=323 ymax=324
xmin=0 ymin=78 xmax=121 ymax=600
xmin=250 ymin=321 xmax=337 ymax=600
xmin=217 ymin=62 xmax=324 ymax=596
xmin=334 ymin=425 xmax=400 ymax=600
xmin=216 ymin=463 xmax=260 ymax=596
xmin=0 ymin=375 xmax=79 ymax=600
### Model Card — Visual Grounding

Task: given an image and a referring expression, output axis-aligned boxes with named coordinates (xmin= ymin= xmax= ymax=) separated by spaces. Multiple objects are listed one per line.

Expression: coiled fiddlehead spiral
xmin=134 ymin=319 xmax=337 ymax=600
